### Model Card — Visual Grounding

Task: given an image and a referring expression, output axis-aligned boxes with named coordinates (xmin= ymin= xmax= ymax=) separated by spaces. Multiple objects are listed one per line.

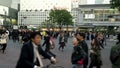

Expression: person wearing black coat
xmin=76 ymin=33 xmax=89 ymax=68
xmin=87 ymin=32 xmax=95 ymax=41
xmin=16 ymin=32 xmax=56 ymax=68
xmin=12 ymin=30 xmax=19 ymax=42
xmin=42 ymin=32 xmax=50 ymax=52
xmin=71 ymin=38 xmax=84 ymax=68
xmin=78 ymin=40 xmax=89 ymax=68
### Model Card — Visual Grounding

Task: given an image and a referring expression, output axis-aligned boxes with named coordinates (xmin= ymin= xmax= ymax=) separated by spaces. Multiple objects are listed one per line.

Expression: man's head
xmin=30 ymin=32 xmax=41 ymax=45
xmin=46 ymin=31 xmax=50 ymax=36
xmin=76 ymin=33 xmax=85 ymax=41
xmin=72 ymin=38 xmax=79 ymax=46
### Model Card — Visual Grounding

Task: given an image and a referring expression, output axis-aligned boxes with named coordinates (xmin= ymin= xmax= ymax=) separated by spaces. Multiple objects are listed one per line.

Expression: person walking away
xmin=87 ymin=32 xmax=94 ymax=42
xmin=58 ymin=32 xmax=65 ymax=52
xmin=42 ymin=31 xmax=50 ymax=52
xmin=12 ymin=30 xmax=19 ymax=42
xmin=42 ymin=31 xmax=56 ymax=58
xmin=18 ymin=30 xmax=22 ymax=44
xmin=89 ymin=33 xmax=104 ymax=68
xmin=16 ymin=32 xmax=56 ymax=68
xmin=76 ymin=33 xmax=88 ymax=68
xmin=64 ymin=31 xmax=68 ymax=44
xmin=110 ymin=33 xmax=120 ymax=68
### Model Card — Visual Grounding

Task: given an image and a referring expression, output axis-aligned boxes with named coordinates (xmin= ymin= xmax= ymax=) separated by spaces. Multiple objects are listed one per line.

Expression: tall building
xmin=18 ymin=11 xmax=50 ymax=26
xmin=77 ymin=4 xmax=120 ymax=28
xmin=71 ymin=0 xmax=79 ymax=26
xmin=0 ymin=0 xmax=12 ymax=7
xmin=87 ymin=0 xmax=95 ymax=4
xmin=0 ymin=0 xmax=18 ymax=26
xmin=77 ymin=0 xmax=110 ymax=5
xmin=95 ymin=0 xmax=110 ymax=4
xmin=20 ymin=0 xmax=71 ymax=11
xmin=103 ymin=0 xmax=110 ymax=4
xmin=11 ymin=0 xmax=20 ymax=10
xmin=0 ymin=0 xmax=19 ymax=10
xmin=72 ymin=0 xmax=79 ymax=8
xmin=18 ymin=0 xmax=72 ymax=26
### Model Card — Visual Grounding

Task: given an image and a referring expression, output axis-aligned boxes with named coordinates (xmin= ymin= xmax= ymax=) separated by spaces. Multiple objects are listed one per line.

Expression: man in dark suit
xmin=16 ymin=32 xmax=56 ymax=68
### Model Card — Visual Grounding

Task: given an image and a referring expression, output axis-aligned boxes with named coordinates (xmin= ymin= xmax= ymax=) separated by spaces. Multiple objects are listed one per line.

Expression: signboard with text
xmin=0 ymin=5 xmax=9 ymax=16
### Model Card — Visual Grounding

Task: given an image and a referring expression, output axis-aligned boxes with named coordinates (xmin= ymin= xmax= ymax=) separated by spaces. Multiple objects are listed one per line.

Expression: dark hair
xmin=46 ymin=31 xmax=50 ymax=35
xmin=77 ymin=32 xmax=86 ymax=39
xmin=95 ymin=32 xmax=101 ymax=38
xmin=117 ymin=33 xmax=120 ymax=44
xmin=30 ymin=32 xmax=41 ymax=39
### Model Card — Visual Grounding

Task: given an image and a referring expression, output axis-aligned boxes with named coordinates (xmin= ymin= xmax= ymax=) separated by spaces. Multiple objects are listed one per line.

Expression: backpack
xmin=49 ymin=37 xmax=55 ymax=49
xmin=110 ymin=44 xmax=120 ymax=64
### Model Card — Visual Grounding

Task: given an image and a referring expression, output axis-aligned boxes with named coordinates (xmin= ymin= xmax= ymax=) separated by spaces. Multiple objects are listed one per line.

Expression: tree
xmin=49 ymin=9 xmax=73 ymax=31
xmin=110 ymin=0 xmax=120 ymax=11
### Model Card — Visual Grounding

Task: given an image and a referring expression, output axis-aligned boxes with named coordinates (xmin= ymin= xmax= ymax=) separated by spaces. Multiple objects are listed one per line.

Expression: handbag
xmin=77 ymin=58 xmax=84 ymax=65
xmin=0 ymin=39 xmax=6 ymax=44
xmin=77 ymin=46 xmax=87 ymax=65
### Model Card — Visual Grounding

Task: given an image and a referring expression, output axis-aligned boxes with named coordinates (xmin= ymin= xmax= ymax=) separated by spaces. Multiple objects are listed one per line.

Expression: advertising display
xmin=85 ymin=14 xmax=95 ymax=19
xmin=0 ymin=5 xmax=9 ymax=16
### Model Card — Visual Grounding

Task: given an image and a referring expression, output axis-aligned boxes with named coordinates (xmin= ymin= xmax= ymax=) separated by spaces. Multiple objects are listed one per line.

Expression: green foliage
xmin=49 ymin=9 xmax=73 ymax=27
xmin=110 ymin=0 xmax=120 ymax=11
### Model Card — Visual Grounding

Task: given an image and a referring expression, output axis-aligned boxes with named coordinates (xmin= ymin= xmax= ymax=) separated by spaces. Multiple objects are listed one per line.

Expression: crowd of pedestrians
xmin=0 ymin=27 xmax=120 ymax=68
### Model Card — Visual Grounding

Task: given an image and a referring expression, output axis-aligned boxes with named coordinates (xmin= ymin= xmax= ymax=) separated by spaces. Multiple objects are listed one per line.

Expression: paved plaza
xmin=0 ymin=38 xmax=116 ymax=68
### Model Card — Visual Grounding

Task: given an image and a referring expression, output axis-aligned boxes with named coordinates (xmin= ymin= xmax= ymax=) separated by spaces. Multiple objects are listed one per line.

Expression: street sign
xmin=13 ymin=25 xmax=18 ymax=29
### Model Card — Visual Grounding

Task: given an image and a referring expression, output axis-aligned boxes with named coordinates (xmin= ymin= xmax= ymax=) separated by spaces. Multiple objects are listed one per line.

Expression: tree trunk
xmin=59 ymin=26 xmax=62 ymax=32
xmin=59 ymin=23 xmax=62 ymax=32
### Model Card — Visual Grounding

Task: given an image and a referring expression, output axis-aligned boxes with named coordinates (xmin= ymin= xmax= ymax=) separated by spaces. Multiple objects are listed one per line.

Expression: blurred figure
xmin=42 ymin=31 xmax=50 ymax=52
xmin=64 ymin=31 xmax=68 ymax=43
xmin=58 ymin=32 xmax=65 ymax=52
xmin=22 ymin=31 xmax=30 ymax=44
xmin=89 ymin=33 xmax=104 ymax=68
xmin=110 ymin=33 xmax=120 ymax=68
xmin=0 ymin=30 xmax=8 ymax=54
xmin=12 ymin=30 xmax=19 ymax=42
xmin=76 ymin=33 xmax=88 ymax=68
xmin=42 ymin=31 xmax=56 ymax=58
xmin=71 ymin=38 xmax=83 ymax=68
xmin=87 ymin=31 xmax=95 ymax=43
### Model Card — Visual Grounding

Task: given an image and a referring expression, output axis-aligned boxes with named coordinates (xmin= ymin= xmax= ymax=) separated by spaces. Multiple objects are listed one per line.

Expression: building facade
xmin=20 ymin=0 xmax=71 ymax=11
xmin=77 ymin=4 xmax=120 ymax=27
xmin=0 ymin=3 xmax=18 ymax=27
xmin=18 ymin=0 xmax=72 ymax=26
xmin=18 ymin=10 xmax=50 ymax=26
